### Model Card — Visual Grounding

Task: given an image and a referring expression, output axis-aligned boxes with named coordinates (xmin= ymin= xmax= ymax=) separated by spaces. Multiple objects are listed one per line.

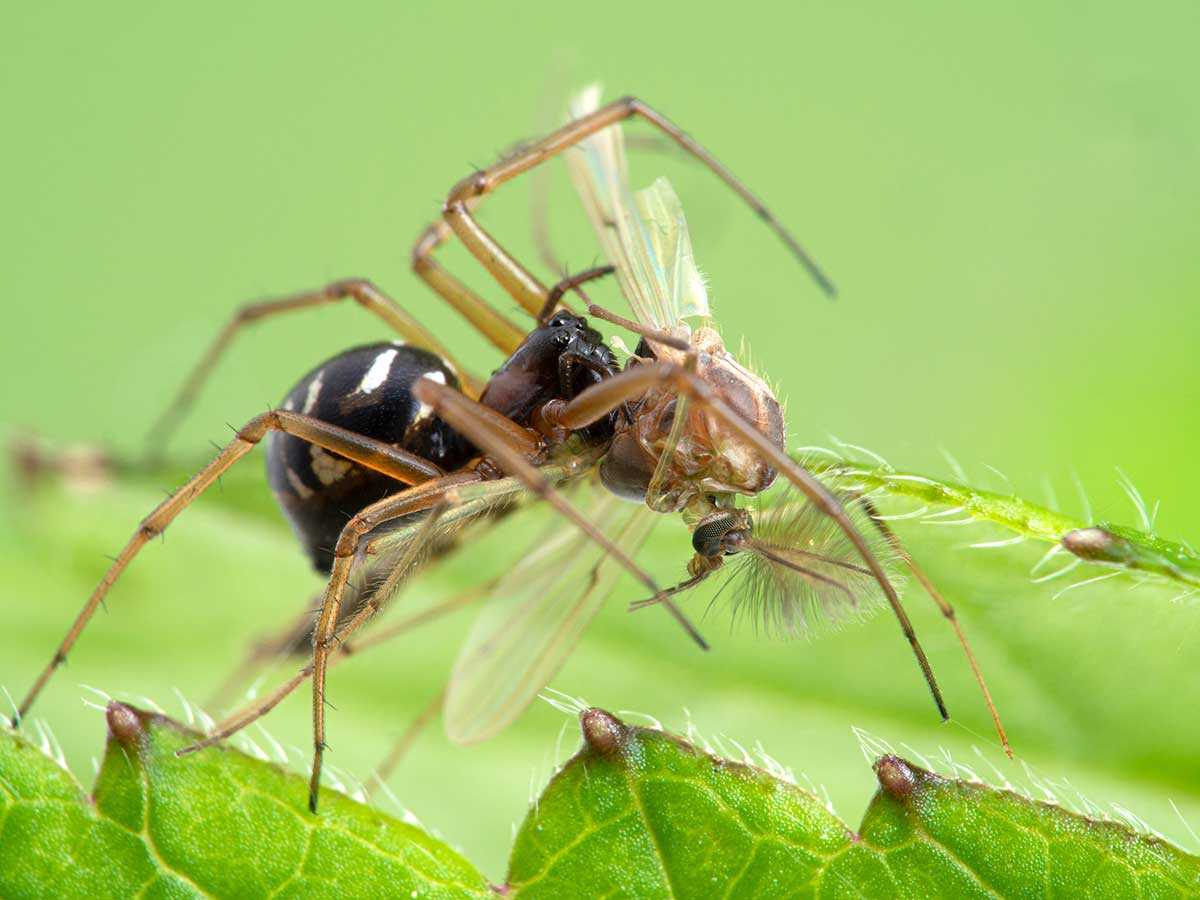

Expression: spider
xmin=14 ymin=87 xmax=1007 ymax=811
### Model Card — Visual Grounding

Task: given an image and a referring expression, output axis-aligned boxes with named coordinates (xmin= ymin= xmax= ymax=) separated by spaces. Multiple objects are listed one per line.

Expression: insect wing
xmin=443 ymin=493 xmax=659 ymax=744
xmin=566 ymin=85 xmax=708 ymax=332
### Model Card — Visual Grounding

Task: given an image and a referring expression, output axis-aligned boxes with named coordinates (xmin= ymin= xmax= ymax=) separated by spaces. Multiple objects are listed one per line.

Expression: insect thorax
xmin=600 ymin=327 xmax=785 ymax=513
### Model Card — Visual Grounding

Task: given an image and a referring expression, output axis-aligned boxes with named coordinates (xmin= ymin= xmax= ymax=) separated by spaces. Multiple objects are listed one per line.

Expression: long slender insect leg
xmin=145 ymin=279 xmax=483 ymax=461
xmin=435 ymin=95 xmax=835 ymax=321
xmin=412 ymin=377 xmax=708 ymax=652
xmin=550 ymin=362 xmax=950 ymax=723
xmin=12 ymin=410 xmax=455 ymax=728
xmin=859 ymin=498 xmax=1012 ymax=757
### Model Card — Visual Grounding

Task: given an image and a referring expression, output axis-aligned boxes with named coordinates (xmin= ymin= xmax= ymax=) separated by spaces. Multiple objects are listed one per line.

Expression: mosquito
xmin=13 ymin=86 xmax=1009 ymax=812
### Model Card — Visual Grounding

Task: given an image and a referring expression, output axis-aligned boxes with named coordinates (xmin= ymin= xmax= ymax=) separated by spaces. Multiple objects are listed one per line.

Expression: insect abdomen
xmin=266 ymin=342 xmax=472 ymax=573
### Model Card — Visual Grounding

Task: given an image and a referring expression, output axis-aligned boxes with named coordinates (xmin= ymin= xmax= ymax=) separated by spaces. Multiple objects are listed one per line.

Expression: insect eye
xmin=692 ymin=514 xmax=736 ymax=558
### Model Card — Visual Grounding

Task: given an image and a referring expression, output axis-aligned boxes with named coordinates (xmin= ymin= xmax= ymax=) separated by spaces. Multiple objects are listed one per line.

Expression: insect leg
xmin=12 ymin=410 xmax=456 ymax=727
xmin=859 ymin=498 xmax=1012 ymax=757
xmin=436 ymin=95 xmax=834 ymax=321
xmin=549 ymin=361 xmax=950 ymax=724
xmin=145 ymin=279 xmax=484 ymax=461
xmin=411 ymin=377 xmax=708 ymax=652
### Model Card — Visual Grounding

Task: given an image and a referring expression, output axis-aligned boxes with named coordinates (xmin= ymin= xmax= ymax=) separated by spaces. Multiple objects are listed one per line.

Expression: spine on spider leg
xmin=794 ymin=451 xmax=1200 ymax=592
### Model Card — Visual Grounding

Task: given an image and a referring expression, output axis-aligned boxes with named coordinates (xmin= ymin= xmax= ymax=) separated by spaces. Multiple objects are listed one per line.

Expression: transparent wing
xmin=566 ymin=85 xmax=708 ymax=332
xmin=444 ymin=488 xmax=660 ymax=744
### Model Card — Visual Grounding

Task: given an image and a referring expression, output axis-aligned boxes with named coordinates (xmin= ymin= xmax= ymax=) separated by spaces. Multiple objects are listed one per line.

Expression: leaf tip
xmin=105 ymin=700 xmax=146 ymax=749
xmin=873 ymin=754 xmax=916 ymax=801
xmin=579 ymin=707 xmax=626 ymax=756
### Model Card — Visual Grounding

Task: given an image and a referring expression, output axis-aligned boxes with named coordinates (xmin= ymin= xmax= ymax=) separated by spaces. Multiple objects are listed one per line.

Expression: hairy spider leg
xmin=12 ymin=410 xmax=449 ymax=727
xmin=417 ymin=95 xmax=835 ymax=332
xmin=144 ymin=279 xmax=485 ymax=461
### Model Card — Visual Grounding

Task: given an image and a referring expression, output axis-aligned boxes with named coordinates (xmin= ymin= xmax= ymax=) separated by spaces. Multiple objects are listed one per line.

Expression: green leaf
xmin=0 ymin=703 xmax=492 ymax=900
xmin=508 ymin=709 xmax=1200 ymax=899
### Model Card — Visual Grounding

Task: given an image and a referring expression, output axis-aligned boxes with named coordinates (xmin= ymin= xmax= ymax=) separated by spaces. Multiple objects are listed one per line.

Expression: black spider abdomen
xmin=266 ymin=342 xmax=472 ymax=573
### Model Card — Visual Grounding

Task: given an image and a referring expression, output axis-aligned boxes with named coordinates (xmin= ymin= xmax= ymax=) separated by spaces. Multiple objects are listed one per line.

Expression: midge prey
xmin=14 ymin=87 xmax=1009 ymax=812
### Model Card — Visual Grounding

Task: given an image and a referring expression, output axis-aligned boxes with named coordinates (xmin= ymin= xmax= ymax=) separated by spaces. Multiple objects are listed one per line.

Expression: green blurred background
xmin=2 ymin=1 xmax=1198 ymax=879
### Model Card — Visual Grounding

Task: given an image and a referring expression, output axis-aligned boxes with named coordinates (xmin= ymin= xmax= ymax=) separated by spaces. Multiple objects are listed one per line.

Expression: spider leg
xmin=305 ymin=412 xmax=562 ymax=810
xmin=432 ymin=95 xmax=834 ymax=323
xmin=546 ymin=361 xmax=950 ymax=724
xmin=411 ymin=377 xmax=708 ymax=653
xmin=411 ymin=219 xmax=529 ymax=356
xmin=145 ymin=279 xmax=484 ymax=461
xmin=12 ymin=409 xmax=452 ymax=727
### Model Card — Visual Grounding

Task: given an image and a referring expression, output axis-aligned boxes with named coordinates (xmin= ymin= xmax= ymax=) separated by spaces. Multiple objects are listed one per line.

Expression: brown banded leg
xmin=144 ymin=278 xmax=485 ymax=462
xmin=411 ymin=377 xmax=708 ymax=652
xmin=11 ymin=409 xmax=451 ymax=728
xmin=179 ymin=496 xmax=471 ymax=750
xmin=432 ymin=95 xmax=835 ymax=322
xmin=544 ymin=360 xmax=950 ymax=723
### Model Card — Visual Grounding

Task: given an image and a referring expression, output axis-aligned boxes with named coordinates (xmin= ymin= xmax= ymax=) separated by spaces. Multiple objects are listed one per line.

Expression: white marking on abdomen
xmin=412 ymin=370 xmax=447 ymax=423
xmin=303 ymin=370 xmax=325 ymax=414
xmin=285 ymin=466 xmax=314 ymax=499
xmin=358 ymin=349 xmax=398 ymax=395
xmin=310 ymin=445 xmax=352 ymax=485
